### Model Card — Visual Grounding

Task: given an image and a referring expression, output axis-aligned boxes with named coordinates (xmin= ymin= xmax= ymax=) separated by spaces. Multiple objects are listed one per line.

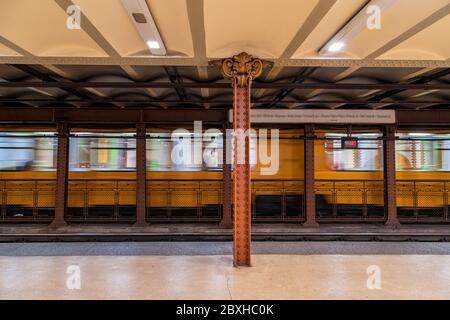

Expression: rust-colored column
xmin=232 ymin=85 xmax=252 ymax=266
xmin=384 ymin=124 xmax=399 ymax=226
xmin=214 ymin=52 xmax=269 ymax=267
xmin=220 ymin=125 xmax=232 ymax=228
xmin=51 ymin=123 xmax=69 ymax=228
xmin=135 ymin=123 xmax=148 ymax=226
xmin=303 ymin=124 xmax=319 ymax=227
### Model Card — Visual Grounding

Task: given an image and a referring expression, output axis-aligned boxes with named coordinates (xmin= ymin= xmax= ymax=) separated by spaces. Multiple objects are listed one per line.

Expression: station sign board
xmin=229 ymin=109 xmax=396 ymax=124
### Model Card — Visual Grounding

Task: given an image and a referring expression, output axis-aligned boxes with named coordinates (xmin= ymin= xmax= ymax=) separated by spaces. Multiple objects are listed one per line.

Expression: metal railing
xmin=315 ymin=180 xmax=385 ymax=222
xmin=397 ymin=180 xmax=449 ymax=222
xmin=67 ymin=179 xmax=136 ymax=222
xmin=146 ymin=179 xmax=223 ymax=222
xmin=0 ymin=179 xmax=56 ymax=222
xmin=2 ymin=177 xmax=448 ymax=224
xmin=252 ymin=180 xmax=305 ymax=222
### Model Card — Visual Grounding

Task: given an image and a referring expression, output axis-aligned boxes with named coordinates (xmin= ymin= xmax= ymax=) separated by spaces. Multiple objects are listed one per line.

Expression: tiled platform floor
xmin=1 ymin=242 xmax=450 ymax=299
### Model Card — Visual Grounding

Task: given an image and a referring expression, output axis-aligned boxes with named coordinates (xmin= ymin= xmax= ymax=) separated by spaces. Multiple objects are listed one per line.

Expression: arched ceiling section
xmin=378 ymin=14 xmax=450 ymax=60
xmin=0 ymin=0 xmax=448 ymax=64
xmin=0 ymin=0 xmax=448 ymax=110
xmin=0 ymin=0 xmax=107 ymax=57
xmin=204 ymin=0 xmax=320 ymax=58
xmin=72 ymin=0 xmax=149 ymax=57
xmin=146 ymin=0 xmax=194 ymax=57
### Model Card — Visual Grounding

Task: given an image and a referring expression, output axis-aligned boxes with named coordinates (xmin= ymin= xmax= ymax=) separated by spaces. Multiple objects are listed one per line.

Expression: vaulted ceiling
xmin=0 ymin=0 xmax=449 ymax=110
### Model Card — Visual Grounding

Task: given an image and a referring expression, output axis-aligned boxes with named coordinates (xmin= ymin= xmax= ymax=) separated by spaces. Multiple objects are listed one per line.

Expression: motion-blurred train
xmin=0 ymin=128 xmax=449 ymax=223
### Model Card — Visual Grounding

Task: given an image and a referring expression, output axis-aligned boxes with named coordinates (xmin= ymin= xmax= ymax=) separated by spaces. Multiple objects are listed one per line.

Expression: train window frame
xmin=395 ymin=132 xmax=450 ymax=172
xmin=0 ymin=132 xmax=57 ymax=171
xmin=324 ymin=132 xmax=383 ymax=172
xmin=69 ymin=132 xmax=137 ymax=172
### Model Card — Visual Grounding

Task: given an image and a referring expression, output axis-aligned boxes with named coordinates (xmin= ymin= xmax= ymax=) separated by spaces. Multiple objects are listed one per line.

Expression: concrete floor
xmin=1 ymin=242 xmax=450 ymax=300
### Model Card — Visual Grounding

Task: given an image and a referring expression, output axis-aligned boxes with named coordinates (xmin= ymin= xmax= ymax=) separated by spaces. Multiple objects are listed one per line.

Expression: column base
xmin=49 ymin=220 xmax=67 ymax=228
xmin=133 ymin=221 xmax=149 ymax=227
xmin=219 ymin=220 xmax=232 ymax=229
xmin=234 ymin=264 xmax=251 ymax=268
xmin=385 ymin=219 xmax=401 ymax=229
xmin=303 ymin=221 xmax=320 ymax=228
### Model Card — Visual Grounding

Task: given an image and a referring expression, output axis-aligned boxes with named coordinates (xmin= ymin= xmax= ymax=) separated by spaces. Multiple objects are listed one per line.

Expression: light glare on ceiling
xmin=328 ymin=42 xmax=345 ymax=52
xmin=147 ymin=41 xmax=160 ymax=49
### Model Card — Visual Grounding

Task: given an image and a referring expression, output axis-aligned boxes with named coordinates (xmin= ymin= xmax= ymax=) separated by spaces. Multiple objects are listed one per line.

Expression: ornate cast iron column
xmin=51 ymin=123 xmax=70 ymax=228
xmin=214 ymin=52 xmax=270 ymax=267
xmin=384 ymin=124 xmax=399 ymax=226
xmin=135 ymin=123 xmax=148 ymax=226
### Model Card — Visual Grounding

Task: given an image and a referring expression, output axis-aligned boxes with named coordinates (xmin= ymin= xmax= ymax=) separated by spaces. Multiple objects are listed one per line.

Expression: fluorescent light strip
xmin=121 ymin=0 xmax=167 ymax=56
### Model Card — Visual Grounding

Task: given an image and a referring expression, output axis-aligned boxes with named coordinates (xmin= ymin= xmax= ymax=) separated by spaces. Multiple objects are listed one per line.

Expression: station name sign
xmin=229 ymin=109 xmax=396 ymax=124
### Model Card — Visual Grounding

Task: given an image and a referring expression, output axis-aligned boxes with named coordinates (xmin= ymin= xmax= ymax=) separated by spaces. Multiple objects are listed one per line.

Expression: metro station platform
xmin=1 ymin=241 xmax=450 ymax=300
xmin=1 ymin=223 xmax=450 ymax=242
xmin=1 ymin=0 xmax=450 ymax=303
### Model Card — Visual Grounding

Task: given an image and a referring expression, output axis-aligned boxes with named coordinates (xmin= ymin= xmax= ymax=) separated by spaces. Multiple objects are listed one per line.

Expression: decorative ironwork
xmin=213 ymin=52 xmax=271 ymax=88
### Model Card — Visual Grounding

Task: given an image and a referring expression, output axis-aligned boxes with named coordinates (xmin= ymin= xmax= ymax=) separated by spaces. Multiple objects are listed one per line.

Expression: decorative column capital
xmin=211 ymin=52 xmax=272 ymax=88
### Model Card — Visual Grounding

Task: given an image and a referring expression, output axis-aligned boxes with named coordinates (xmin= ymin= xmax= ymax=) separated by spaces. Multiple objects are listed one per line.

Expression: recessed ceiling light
xmin=328 ymin=42 xmax=345 ymax=52
xmin=122 ymin=0 xmax=167 ymax=55
xmin=147 ymin=41 xmax=160 ymax=49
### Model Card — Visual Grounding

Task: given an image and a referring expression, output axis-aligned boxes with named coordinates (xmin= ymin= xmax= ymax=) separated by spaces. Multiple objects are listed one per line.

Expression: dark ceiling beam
xmin=0 ymin=107 xmax=227 ymax=124
xmin=368 ymin=68 xmax=450 ymax=102
xmin=327 ymin=68 xmax=450 ymax=109
xmin=0 ymin=81 xmax=449 ymax=90
xmin=0 ymin=98 xmax=446 ymax=106
xmin=263 ymin=67 xmax=317 ymax=108
xmin=9 ymin=64 xmax=99 ymax=101
xmin=163 ymin=66 xmax=187 ymax=100
xmin=1 ymin=107 xmax=450 ymax=125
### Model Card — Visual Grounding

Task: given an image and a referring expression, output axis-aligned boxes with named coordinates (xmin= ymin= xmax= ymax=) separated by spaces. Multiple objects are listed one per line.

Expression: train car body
xmin=0 ymin=128 xmax=449 ymax=223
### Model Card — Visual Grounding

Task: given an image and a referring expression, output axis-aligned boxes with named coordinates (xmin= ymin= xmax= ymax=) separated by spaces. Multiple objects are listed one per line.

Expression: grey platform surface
xmin=1 ymin=223 xmax=450 ymax=234
xmin=1 ymin=223 xmax=450 ymax=242
xmin=1 ymin=241 xmax=450 ymax=256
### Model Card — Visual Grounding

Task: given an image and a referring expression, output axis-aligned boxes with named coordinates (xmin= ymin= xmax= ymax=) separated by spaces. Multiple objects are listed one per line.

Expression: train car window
xmin=146 ymin=132 xmax=226 ymax=172
xmin=325 ymin=133 xmax=382 ymax=171
xmin=396 ymin=133 xmax=450 ymax=171
xmin=146 ymin=132 xmax=258 ymax=172
xmin=69 ymin=133 xmax=136 ymax=171
xmin=0 ymin=132 xmax=57 ymax=171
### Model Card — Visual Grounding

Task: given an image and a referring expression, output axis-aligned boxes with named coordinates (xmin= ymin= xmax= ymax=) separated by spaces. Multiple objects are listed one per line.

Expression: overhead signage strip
xmin=229 ymin=109 xmax=396 ymax=124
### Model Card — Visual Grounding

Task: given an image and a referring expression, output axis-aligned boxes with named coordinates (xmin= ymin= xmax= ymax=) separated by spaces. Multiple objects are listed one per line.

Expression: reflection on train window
xmin=69 ymin=133 xmax=136 ymax=171
xmin=396 ymin=133 xmax=450 ymax=171
xmin=0 ymin=132 xmax=57 ymax=171
xmin=146 ymin=132 xmax=258 ymax=172
xmin=146 ymin=132 xmax=225 ymax=171
xmin=324 ymin=133 xmax=383 ymax=171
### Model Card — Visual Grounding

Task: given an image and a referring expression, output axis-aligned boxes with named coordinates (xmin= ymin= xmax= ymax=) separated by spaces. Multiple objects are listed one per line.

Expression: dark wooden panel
xmin=397 ymin=110 xmax=450 ymax=124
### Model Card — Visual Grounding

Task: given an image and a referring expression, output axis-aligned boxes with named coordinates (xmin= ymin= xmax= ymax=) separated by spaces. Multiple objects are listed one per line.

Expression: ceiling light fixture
xmin=121 ymin=0 xmax=167 ymax=56
xmin=318 ymin=0 xmax=396 ymax=56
